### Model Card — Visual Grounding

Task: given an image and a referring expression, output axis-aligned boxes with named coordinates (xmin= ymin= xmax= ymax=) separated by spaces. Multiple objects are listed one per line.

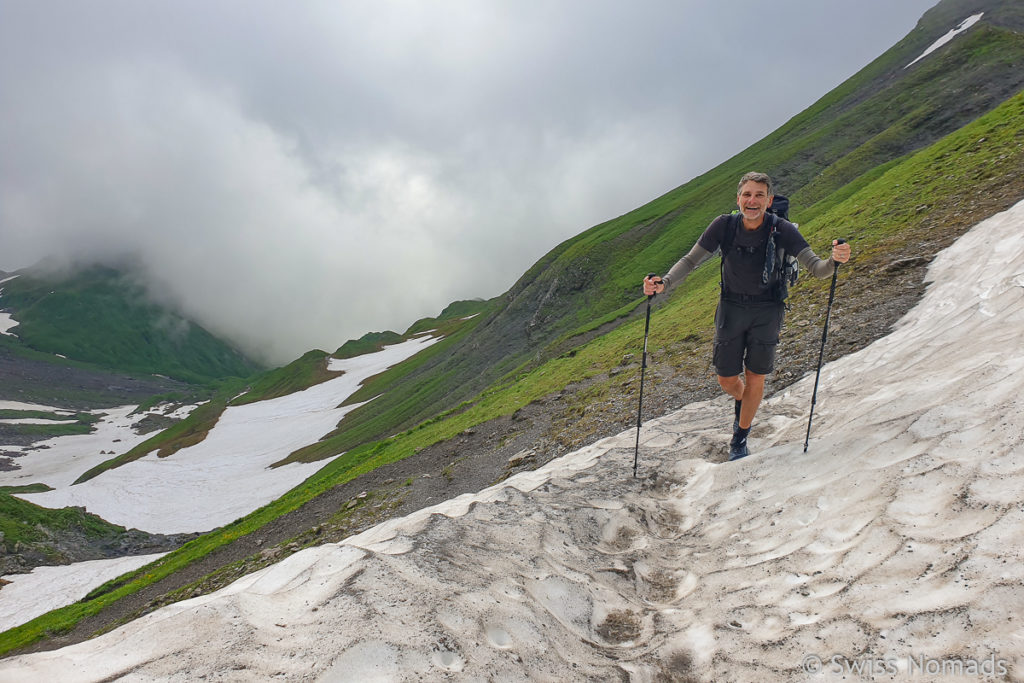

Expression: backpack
xmin=719 ymin=194 xmax=799 ymax=302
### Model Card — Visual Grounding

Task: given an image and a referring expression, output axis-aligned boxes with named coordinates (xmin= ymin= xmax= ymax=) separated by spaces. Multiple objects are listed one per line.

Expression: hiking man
xmin=643 ymin=171 xmax=851 ymax=461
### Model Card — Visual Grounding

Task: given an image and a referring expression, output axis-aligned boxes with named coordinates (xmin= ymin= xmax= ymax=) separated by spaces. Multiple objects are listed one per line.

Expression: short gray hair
xmin=737 ymin=172 xmax=773 ymax=196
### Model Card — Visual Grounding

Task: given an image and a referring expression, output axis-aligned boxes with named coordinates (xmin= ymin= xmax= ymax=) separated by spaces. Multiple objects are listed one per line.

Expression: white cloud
xmin=0 ymin=0 xmax=939 ymax=364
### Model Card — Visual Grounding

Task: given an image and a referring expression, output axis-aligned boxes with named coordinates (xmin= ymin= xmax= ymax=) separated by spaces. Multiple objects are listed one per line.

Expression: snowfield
xmin=10 ymin=334 xmax=441 ymax=535
xmin=906 ymin=12 xmax=985 ymax=68
xmin=2 ymin=199 xmax=1021 ymax=680
xmin=0 ymin=313 xmax=17 ymax=336
xmin=0 ymin=554 xmax=167 ymax=633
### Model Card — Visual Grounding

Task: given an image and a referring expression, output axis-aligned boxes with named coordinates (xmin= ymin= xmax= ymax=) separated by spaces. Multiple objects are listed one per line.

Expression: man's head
xmin=736 ymin=171 xmax=774 ymax=227
xmin=737 ymin=171 xmax=773 ymax=196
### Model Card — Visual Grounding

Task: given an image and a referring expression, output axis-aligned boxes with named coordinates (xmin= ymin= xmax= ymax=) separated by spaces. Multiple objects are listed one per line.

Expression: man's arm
xmin=643 ymin=215 xmax=729 ymax=296
xmin=796 ymin=247 xmax=835 ymax=278
xmin=662 ymin=243 xmax=714 ymax=287
xmin=796 ymin=240 xmax=851 ymax=277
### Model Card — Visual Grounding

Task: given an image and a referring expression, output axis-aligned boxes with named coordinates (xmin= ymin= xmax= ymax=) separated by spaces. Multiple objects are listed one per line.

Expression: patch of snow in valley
xmin=906 ymin=12 xmax=984 ymax=67
xmin=13 ymin=334 xmax=441 ymax=535
xmin=0 ymin=312 xmax=17 ymax=336
xmin=2 ymin=200 xmax=1022 ymax=680
xmin=0 ymin=554 xmax=166 ymax=633
xmin=0 ymin=418 xmax=79 ymax=426
xmin=0 ymin=401 xmax=75 ymax=414
xmin=0 ymin=406 xmax=159 ymax=489
xmin=0 ymin=284 xmax=17 ymax=335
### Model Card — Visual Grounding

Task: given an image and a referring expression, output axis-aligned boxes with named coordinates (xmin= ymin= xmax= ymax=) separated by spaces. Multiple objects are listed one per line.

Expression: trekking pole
xmin=804 ymin=239 xmax=846 ymax=452
xmin=634 ymin=275 xmax=657 ymax=478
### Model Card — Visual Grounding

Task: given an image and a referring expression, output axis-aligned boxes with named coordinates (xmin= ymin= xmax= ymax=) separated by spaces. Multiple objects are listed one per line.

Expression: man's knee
xmin=744 ymin=370 xmax=766 ymax=387
xmin=717 ymin=374 xmax=744 ymax=399
xmin=718 ymin=374 xmax=742 ymax=389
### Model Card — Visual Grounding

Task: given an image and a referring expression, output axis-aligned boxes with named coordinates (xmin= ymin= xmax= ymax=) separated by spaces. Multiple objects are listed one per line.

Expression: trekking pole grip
xmin=646 ymin=272 xmax=658 ymax=300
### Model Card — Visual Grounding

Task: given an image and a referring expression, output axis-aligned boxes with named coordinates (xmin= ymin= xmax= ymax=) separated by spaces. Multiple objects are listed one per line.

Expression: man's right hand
xmin=643 ymin=275 xmax=665 ymax=296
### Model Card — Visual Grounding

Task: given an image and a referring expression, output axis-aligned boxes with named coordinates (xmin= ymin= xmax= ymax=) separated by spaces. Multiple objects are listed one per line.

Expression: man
xmin=643 ymin=171 xmax=851 ymax=461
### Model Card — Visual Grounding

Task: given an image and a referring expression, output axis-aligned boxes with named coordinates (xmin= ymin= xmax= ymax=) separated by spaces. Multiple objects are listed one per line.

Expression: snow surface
xmin=0 ymin=284 xmax=17 ymax=335
xmin=3 ymin=200 xmax=1024 ymax=680
xmin=0 ymin=401 xmax=74 ymax=414
xmin=0 ymin=554 xmax=166 ymax=633
xmin=0 ymin=406 xmax=158 ymax=489
xmin=12 ymin=334 xmax=441 ymax=534
xmin=906 ymin=12 xmax=984 ymax=68
xmin=0 ymin=418 xmax=78 ymax=426
xmin=0 ymin=313 xmax=17 ymax=336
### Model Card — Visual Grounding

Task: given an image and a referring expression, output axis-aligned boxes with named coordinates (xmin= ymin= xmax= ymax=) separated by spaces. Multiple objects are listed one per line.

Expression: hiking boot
xmin=729 ymin=424 xmax=750 ymax=462
xmin=728 ymin=439 xmax=749 ymax=461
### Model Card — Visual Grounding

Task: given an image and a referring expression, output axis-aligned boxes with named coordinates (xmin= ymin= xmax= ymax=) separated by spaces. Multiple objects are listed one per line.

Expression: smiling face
xmin=736 ymin=180 xmax=774 ymax=229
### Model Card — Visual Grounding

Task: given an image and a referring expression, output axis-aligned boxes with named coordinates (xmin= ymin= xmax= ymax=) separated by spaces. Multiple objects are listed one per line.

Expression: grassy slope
xmin=0 ymin=495 xmax=128 ymax=561
xmin=0 ymin=411 xmax=99 ymax=441
xmin=4 ymin=85 xmax=1023 ymax=656
xmin=1 ymin=265 xmax=262 ymax=385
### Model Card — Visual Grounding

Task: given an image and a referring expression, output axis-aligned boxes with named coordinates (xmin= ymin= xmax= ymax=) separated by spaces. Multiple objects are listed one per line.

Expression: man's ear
xmin=767 ymin=195 xmax=774 ymax=208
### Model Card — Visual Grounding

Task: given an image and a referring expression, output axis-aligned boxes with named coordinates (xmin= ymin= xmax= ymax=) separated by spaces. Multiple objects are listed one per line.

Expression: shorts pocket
xmin=713 ymin=338 xmax=742 ymax=377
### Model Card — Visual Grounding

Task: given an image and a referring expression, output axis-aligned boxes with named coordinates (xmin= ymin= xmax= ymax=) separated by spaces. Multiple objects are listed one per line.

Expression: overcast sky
xmin=0 ymin=0 xmax=939 ymax=364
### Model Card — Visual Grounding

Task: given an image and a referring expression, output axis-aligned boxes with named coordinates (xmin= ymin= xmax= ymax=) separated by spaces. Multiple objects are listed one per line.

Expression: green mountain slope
xmin=289 ymin=0 xmax=1024 ymax=461
xmin=0 ymin=264 xmax=263 ymax=385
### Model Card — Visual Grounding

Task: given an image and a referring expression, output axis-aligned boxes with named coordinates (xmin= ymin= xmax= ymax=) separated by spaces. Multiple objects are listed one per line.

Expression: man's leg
xmin=717 ymin=374 xmax=745 ymax=401
xmin=738 ymin=370 xmax=766 ymax=430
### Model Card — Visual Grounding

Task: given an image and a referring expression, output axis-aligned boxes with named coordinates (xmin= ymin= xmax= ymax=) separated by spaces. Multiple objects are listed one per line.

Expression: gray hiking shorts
xmin=713 ymin=298 xmax=785 ymax=377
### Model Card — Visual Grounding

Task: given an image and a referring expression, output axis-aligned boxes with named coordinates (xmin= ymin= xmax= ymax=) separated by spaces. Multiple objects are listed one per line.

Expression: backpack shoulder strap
xmin=719 ymin=212 xmax=740 ymax=255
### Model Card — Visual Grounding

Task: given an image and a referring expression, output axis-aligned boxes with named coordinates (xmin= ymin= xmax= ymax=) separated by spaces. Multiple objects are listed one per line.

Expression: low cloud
xmin=0 ymin=1 xmax=937 ymax=364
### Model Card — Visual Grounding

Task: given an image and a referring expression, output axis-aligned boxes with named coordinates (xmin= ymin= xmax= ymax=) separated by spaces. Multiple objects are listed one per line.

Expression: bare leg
xmin=717 ymin=374 xmax=745 ymax=402
xmin=739 ymin=370 xmax=766 ymax=429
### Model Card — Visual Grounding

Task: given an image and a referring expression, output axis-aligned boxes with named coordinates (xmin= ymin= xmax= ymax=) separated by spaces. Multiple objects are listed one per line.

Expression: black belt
xmin=721 ymin=291 xmax=779 ymax=305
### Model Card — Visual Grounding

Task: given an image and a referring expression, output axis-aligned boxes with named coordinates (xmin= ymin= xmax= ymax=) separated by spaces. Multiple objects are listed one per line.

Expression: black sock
xmin=734 ymin=399 xmax=742 ymax=420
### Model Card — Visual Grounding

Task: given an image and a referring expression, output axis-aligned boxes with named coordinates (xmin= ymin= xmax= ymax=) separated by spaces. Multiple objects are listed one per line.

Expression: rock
xmin=508 ymin=449 xmax=536 ymax=468
xmin=880 ymin=256 xmax=930 ymax=273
